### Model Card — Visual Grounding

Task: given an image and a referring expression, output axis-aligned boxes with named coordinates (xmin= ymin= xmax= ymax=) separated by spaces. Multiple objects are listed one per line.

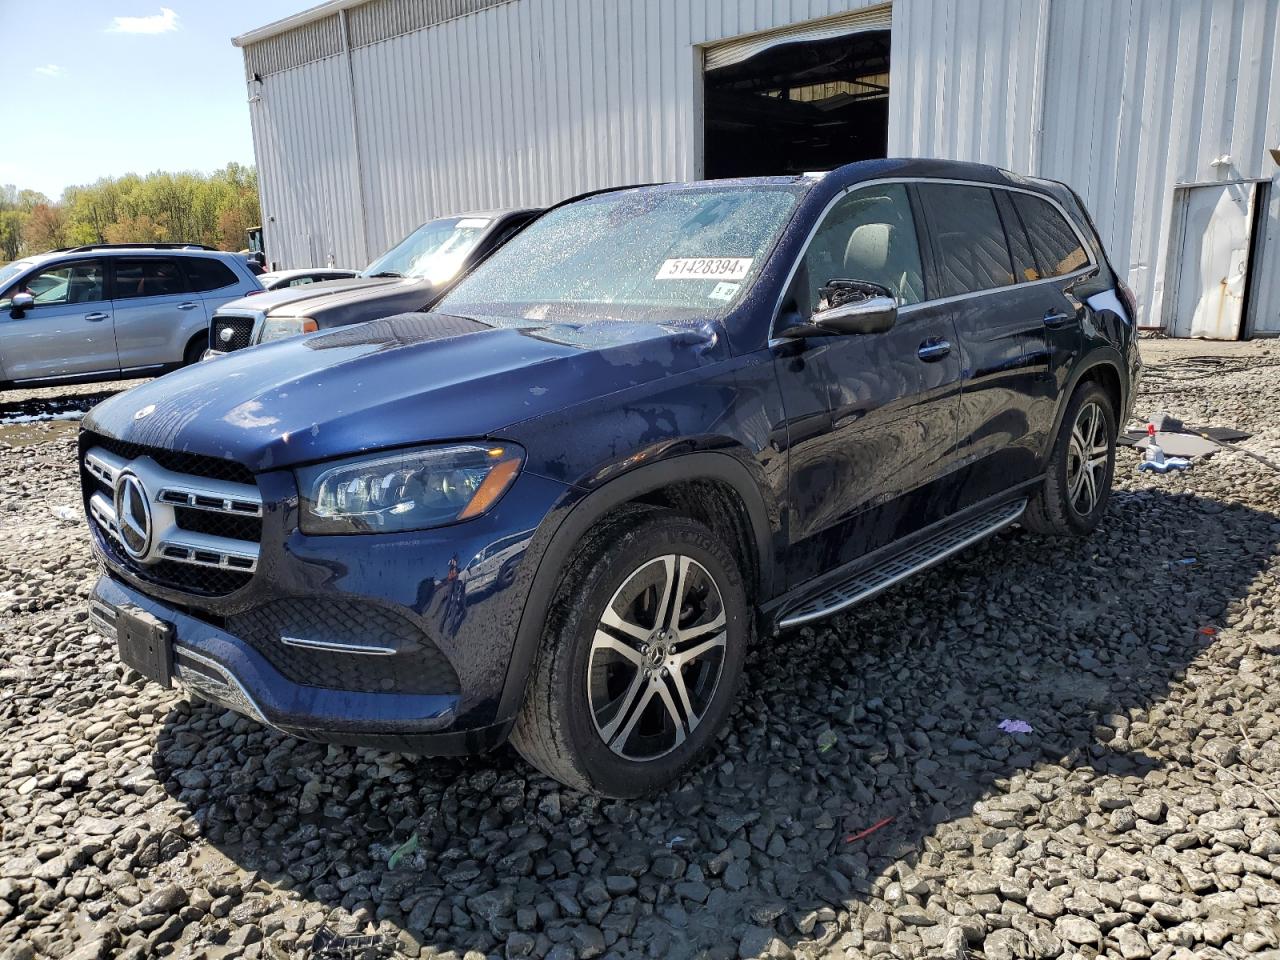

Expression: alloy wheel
xmin=1067 ymin=400 xmax=1109 ymax=516
xmin=587 ymin=554 xmax=727 ymax=761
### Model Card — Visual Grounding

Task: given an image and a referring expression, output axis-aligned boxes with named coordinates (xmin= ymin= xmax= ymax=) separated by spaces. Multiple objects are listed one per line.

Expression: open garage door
xmin=703 ymin=9 xmax=892 ymax=180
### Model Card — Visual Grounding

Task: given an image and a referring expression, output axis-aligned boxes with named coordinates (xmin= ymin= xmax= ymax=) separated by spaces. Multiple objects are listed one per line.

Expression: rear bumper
xmin=89 ymin=575 xmax=513 ymax=755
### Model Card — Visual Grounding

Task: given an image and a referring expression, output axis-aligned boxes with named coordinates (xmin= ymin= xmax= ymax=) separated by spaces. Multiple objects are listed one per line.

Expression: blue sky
xmin=1 ymin=2 xmax=308 ymax=199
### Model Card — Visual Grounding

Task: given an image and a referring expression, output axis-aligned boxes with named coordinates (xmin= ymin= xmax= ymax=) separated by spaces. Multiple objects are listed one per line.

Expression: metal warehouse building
xmin=234 ymin=0 xmax=1280 ymax=338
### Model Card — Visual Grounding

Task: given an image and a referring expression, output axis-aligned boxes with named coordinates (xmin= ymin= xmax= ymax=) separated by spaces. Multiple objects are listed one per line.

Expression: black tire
xmin=183 ymin=334 xmax=207 ymax=367
xmin=510 ymin=508 xmax=749 ymax=797
xmin=1023 ymin=381 xmax=1117 ymax=535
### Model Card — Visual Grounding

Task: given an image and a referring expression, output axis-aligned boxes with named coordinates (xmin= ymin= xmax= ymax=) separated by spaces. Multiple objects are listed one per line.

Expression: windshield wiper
xmin=367 ymin=271 xmax=403 ymax=278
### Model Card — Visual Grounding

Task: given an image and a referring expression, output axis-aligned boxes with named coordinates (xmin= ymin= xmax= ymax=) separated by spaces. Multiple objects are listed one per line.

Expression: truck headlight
xmin=297 ymin=443 xmax=524 ymax=534
xmin=260 ymin=317 xmax=318 ymax=343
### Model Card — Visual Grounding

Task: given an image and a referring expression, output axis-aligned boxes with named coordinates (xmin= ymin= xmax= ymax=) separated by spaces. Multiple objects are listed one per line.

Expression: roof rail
xmin=63 ymin=242 xmax=219 ymax=253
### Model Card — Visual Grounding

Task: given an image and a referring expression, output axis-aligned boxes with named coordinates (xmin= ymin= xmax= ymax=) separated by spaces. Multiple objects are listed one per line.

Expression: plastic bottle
xmin=1145 ymin=423 xmax=1166 ymax=466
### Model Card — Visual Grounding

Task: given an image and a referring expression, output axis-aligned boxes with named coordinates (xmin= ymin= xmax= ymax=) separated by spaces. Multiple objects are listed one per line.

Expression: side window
xmin=1011 ymin=194 xmax=1090 ymax=278
xmin=993 ymin=190 xmax=1042 ymax=283
xmin=289 ymin=276 xmax=316 ymax=287
xmin=916 ymin=184 xmax=1014 ymax=297
xmin=794 ymin=183 xmax=925 ymax=314
xmin=182 ymin=257 xmax=238 ymax=293
xmin=6 ymin=261 xmax=105 ymax=306
xmin=112 ymin=259 xmax=188 ymax=299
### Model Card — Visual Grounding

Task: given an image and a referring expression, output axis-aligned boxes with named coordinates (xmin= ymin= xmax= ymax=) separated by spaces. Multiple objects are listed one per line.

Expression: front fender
xmin=495 ymin=449 xmax=777 ymax=720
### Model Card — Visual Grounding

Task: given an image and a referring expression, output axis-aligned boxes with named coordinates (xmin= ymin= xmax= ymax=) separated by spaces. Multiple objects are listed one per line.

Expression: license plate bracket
xmin=116 ymin=604 xmax=174 ymax=688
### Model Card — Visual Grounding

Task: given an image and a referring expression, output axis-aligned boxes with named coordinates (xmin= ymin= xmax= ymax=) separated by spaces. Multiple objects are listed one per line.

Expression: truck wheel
xmin=511 ymin=509 xmax=749 ymax=797
xmin=1023 ymin=381 xmax=1117 ymax=536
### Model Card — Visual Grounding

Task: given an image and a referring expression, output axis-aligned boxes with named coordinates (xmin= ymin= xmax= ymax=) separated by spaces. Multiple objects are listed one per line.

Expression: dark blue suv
xmin=80 ymin=159 xmax=1138 ymax=797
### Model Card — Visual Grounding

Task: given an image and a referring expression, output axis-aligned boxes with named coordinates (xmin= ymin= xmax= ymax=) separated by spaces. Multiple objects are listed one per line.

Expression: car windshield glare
xmin=0 ymin=259 xmax=35 ymax=295
xmin=361 ymin=217 xmax=492 ymax=283
xmin=438 ymin=186 xmax=802 ymax=323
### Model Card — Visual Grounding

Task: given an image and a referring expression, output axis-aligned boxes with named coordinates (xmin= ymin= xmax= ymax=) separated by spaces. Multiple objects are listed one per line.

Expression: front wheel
xmin=1023 ymin=381 xmax=1117 ymax=535
xmin=511 ymin=509 xmax=749 ymax=797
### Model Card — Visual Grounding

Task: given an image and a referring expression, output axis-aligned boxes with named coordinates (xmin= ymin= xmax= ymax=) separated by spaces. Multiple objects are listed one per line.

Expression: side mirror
xmin=9 ymin=292 xmax=35 ymax=319
xmin=812 ymin=279 xmax=897 ymax=335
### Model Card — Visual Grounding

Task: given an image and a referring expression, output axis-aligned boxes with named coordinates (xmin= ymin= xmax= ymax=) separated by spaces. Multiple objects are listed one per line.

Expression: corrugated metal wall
xmin=889 ymin=0 xmax=1280 ymax=334
xmin=246 ymin=0 xmax=887 ymax=268
xmin=246 ymin=0 xmax=1280 ymax=336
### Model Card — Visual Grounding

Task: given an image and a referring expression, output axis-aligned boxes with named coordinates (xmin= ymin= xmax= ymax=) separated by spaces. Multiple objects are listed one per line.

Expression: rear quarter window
xmin=182 ymin=257 xmax=240 ymax=292
xmin=1011 ymin=194 xmax=1090 ymax=278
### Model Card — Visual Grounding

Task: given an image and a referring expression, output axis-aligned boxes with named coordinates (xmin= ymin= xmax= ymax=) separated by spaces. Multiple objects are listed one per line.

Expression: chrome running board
xmin=778 ymin=498 xmax=1027 ymax=629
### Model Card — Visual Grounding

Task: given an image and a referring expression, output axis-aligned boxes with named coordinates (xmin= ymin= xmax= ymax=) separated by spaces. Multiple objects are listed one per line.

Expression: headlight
xmin=297 ymin=443 xmax=524 ymax=534
xmin=260 ymin=317 xmax=318 ymax=343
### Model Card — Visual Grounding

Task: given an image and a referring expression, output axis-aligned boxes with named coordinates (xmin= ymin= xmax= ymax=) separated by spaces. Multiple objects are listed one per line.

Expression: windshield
xmin=361 ymin=216 xmax=492 ymax=283
xmin=438 ymin=185 xmax=802 ymax=323
xmin=0 ymin=259 xmax=35 ymax=292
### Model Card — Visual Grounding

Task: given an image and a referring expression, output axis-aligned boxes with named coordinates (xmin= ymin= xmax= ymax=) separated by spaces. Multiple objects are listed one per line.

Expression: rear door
xmin=915 ymin=182 xmax=1048 ymax=502
xmin=110 ymin=258 xmax=204 ymax=370
xmin=1002 ymin=190 xmax=1091 ymax=459
xmin=0 ymin=259 xmax=117 ymax=381
xmin=779 ymin=182 xmax=963 ymax=586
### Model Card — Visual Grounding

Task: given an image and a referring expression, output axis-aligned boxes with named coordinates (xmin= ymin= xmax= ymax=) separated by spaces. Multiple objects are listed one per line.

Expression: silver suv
xmin=0 ymin=243 xmax=262 ymax=389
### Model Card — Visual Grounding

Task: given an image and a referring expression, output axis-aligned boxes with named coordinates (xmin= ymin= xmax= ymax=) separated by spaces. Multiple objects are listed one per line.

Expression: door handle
xmin=1043 ymin=310 xmax=1073 ymax=328
xmin=917 ymin=338 xmax=951 ymax=362
xmin=84 ymin=312 xmax=109 ymax=322
xmin=177 ymin=302 xmax=199 ymax=310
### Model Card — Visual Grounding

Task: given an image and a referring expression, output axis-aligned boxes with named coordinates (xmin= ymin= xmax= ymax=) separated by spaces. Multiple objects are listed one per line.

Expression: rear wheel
xmin=1023 ymin=381 xmax=1116 ymax=535
xmin=511 ymin=509 xmax=748 ymax=796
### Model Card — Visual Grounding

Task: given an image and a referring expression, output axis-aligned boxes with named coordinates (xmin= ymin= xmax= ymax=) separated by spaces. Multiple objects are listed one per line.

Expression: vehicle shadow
xmin=153 ymin=486 xmax=1278 ymax=958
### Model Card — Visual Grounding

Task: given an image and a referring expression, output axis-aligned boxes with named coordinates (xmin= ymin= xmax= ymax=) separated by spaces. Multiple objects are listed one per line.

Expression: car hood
xmin=217 ymin=276 xmax=403 ymax=316
xmin=82 ymin=311 xmax=727 ymax=473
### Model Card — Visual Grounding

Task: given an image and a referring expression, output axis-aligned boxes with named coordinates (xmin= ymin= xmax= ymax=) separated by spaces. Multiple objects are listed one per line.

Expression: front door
xmin=777 ymin=182 xmax=962 ymax=586
xmin=0 ymin=259 xmax=117 ymax=381
xmin=110 ymin=258 xmax=206 ymax=370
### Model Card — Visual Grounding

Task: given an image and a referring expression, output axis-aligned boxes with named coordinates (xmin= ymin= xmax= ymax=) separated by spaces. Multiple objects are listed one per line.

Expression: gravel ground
xmin=2 ymin=342 xmax=1280 ymax=960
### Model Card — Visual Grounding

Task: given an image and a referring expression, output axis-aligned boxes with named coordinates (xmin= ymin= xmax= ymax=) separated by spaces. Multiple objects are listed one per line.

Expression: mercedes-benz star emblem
xmin=113 ymin=472 xmax=153 ymax=560
xmin=133 ymin=403 xmax=155 ymax=420
xmin=219 ymin=326 xmax=235 ymax=344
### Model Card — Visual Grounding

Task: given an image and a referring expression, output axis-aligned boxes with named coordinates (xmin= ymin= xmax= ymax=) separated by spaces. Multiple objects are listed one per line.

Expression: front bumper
xmin=83 ymin=456 xmax=578 ymax=755
xmin=90 ymin=575 xmax=514 ymax=754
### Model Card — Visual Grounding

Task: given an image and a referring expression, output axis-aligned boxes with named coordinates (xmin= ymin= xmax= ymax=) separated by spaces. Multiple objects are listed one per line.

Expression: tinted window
xmin=289 ymin=276 xmax=317 ymax=287
xmin=795 ymin=183 xmax=925 ymax=313
xmin=4 ymin=260 xmax=105 ymax=306
xmin=1012 ymin=193 xmax=1089 ymax=278
xmin=183 ymin=256 xmax=238 ymax=292
xmin=994 ymin=190 xmax=1041 ymax=283
xmin=113 ymin=259 xmax=187 ymax=299
xmin=917 ymin=184 xmax=1014 ymax=296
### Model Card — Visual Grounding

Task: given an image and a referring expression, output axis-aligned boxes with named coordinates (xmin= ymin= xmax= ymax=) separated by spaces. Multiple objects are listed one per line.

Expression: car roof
xmin=15 ymin=246 xmax=246 ymax=268
xmin=587 ymin=158 xmax=1071 ymax=203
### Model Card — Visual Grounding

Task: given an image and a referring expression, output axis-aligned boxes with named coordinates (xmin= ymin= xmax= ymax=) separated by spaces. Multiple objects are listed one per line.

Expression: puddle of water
xmin=0 ymin=419 xmax=79 ymax=448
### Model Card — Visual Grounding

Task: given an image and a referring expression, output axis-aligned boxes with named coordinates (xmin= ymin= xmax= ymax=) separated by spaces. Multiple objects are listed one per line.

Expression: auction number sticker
xmin=708 ymin=282 xmax=741 ymax=302
xmin=656 ymin=257 xmax=753 ymax=281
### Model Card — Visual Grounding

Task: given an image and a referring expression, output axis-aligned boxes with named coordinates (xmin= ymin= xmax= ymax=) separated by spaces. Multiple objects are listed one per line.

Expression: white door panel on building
xmin=1171 ymin=183 xmax=1255 ymax=340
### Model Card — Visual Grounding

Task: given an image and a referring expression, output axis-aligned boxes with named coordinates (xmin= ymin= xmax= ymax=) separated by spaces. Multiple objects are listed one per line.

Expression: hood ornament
xmin=133 ymin=404 xmax=156 ymax=421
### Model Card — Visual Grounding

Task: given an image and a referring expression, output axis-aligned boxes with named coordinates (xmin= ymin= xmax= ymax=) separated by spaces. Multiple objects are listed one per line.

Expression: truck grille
xmin=81 ymin=433 xmax=261 ymax=597
xmin=210 ymin=315 xmax=256 ymax=352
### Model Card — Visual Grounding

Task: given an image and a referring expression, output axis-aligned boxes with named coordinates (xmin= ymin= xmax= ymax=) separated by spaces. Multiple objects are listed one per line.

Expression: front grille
xmin=82 ymin=437 xmax=262 ymax=598
xmin=85 ymin=433 xmax=256 ymax=486
xmin=211 ymin=315 xmax=255 ymax=352
xmin=174 ymin=507 xmax=262 ymax=542
xmin=228 ymin=599 xmax=460 ymax=695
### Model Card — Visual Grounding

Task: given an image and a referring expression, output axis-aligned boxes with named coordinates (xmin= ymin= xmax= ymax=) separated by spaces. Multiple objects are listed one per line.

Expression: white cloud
xmin=33 ymin=64 xmax=63 ymax=77
xmin=108 ymin=7 xmax=179 ymax=34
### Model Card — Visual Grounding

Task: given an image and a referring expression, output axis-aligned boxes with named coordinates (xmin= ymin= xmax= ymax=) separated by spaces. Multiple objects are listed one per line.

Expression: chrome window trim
xmin=768 ymin=176 xmax=1099 ymax=340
